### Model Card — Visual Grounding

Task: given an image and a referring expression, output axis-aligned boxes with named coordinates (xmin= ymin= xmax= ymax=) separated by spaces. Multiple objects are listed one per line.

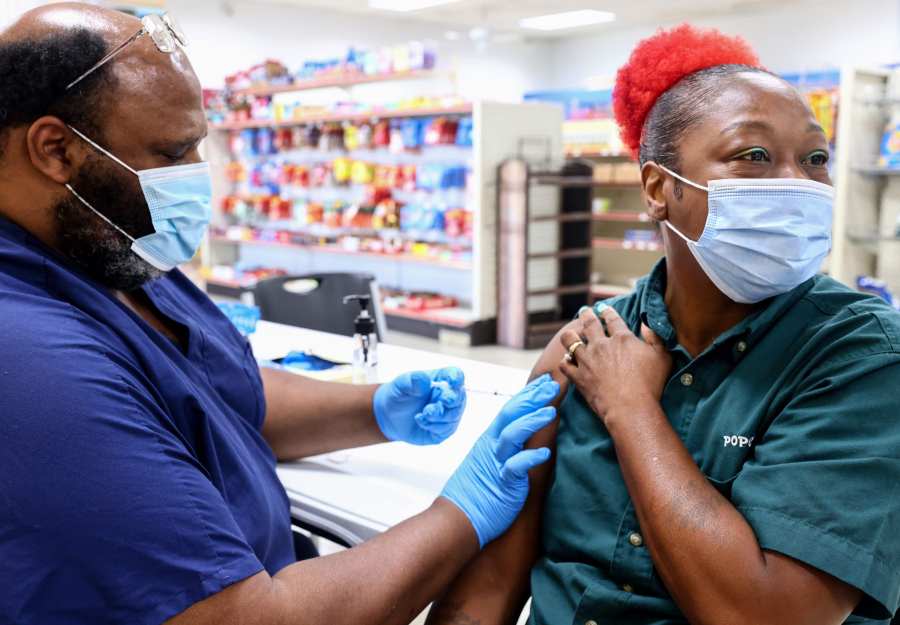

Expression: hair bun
xmin=612 ymin=24 xmax=761 ymax=157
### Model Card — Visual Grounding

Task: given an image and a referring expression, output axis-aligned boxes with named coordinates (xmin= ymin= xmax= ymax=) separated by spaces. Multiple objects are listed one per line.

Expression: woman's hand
xmin=559 ymin=305 xmax=672 ymax=425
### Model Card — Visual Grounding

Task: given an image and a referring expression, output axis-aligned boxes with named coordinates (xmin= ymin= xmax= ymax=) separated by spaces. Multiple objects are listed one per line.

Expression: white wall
xmin=166 ymin=0 xmax=553 ymax=103
xmin=544 ymin=0 xmax=900 ymax=90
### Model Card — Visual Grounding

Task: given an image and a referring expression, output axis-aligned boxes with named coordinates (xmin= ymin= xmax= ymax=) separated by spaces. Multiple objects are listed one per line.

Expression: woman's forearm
xmin=604 ymin=398 xmax=853 ymax=625
xmin=260 ymin=367 xmax=385 ymax=461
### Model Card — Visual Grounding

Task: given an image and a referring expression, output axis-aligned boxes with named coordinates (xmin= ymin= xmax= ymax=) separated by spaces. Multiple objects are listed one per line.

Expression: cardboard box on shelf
xmin=612 ymin=162 xmax=642 ymax=184
xmin=593 ymin=163 xmax=615 ymax=184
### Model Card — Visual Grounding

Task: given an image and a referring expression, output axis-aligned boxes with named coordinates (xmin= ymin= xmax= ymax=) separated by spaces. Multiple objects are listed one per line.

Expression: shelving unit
xmin=230 ymin=69 xmax=438 ymax=97
xmin=831 ymin=66 xmax=900 ymax=293
xmin=210 ymin=104 xmax=474 ymax=131
xmin=203 ymin=88 xmax=563 ymax=344
xmin=497 ymin=160 xmax=595 ymax=349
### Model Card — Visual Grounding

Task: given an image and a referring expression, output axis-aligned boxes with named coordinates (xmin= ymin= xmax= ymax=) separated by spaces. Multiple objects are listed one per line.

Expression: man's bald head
xmin=2 ymin=2 xmax=139 ymax=45
xmin=0 ymin=2 xmax=203 ymax=158
xmin=0 ymin=2 xmax=208 ymax=291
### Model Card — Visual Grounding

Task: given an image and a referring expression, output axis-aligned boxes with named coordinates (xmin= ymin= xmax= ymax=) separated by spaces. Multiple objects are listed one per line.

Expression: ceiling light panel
xmin=519 ymin=9 xmax=616 ymax=31
xmin=368 ymin=0 xmax=462 ymax=12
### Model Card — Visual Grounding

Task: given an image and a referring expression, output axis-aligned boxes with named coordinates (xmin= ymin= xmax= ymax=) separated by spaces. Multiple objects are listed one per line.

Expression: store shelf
xmin=565 ymin=149 xmax=628 ymax=159
xmin=206 ymin=277 xmax=258 ymax=289
xmin=527 ymin=320 xmax=569 ymax=334
xmin=210 ymin=235 xmax=472 ymax=270
xmin=210 ymin=104 xmax=473 ymax=130
xmin=382 ymin=305 xmax=476 ymax=328
xmin=853 ymin=165 xmax=900 ymax=176
xmin=593 ymin=237 xmax=662 ymax=252
xmin=231 ymin=69 xmax=436 ymax=97
xmin=847 ymin=233 xmax=900 ymax=244
xmin=528 ymin=248 xmax=592 ymax=260
xmin=212 ymin=225 xmax=473 ymax=249
xmin=531 ymin=211 xmax=592 ymax=223
xmin=591 ymin=283 xmax=634 ymax=299
xmin=593 ymin=211 xmax=650 ymax=223
xmin=527 ymin=284 xmax=591 ymax=297
xmin=529 ymin=175 xmax=642 ymax=189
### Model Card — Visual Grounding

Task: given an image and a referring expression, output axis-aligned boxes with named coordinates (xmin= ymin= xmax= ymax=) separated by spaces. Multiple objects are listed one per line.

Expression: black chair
xmin=254 ymin=272 xmax=387 ymax=339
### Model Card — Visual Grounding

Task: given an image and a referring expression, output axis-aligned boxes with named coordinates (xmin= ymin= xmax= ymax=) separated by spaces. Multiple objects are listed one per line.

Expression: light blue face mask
xmin=658 ymin=165 xmax=834 ymax=304
xmin=65 ymin=126 xmax=212 ymax=272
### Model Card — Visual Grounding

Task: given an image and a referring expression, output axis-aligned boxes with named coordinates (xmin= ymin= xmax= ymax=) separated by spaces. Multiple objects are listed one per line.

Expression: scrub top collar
xmin=637 ymin=258 xmax=817 ymax=360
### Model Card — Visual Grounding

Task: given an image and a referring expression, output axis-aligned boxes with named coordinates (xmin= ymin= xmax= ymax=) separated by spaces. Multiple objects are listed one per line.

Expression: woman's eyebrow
xmin=807 ymin=122 xmax=826 ymax=135
xmin=720 ymin=120 xmax=773 ymax=135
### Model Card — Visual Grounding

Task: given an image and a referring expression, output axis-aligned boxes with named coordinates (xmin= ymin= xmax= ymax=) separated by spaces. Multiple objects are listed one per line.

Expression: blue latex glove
xmin=441 ymin=374 xmax=560 ymax=548
xmin=373 ymin=367 xmax=467 ymax=445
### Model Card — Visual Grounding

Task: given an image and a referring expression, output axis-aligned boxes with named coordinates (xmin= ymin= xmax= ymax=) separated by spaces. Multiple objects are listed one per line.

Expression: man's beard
xmin=54 ymin=153 xmax=165 ymax=291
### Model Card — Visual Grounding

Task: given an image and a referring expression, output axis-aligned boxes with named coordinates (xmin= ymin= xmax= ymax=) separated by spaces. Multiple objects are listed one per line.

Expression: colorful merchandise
xmin=878 ymin=113 xmax=900 ymax=169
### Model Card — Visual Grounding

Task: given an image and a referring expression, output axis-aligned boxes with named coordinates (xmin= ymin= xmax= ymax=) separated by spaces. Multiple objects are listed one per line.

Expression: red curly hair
xmin=612 ymin=24 xmax=762 ymax=158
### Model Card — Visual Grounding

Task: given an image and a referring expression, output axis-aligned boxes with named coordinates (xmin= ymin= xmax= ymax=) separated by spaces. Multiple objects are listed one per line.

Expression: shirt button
xmin=628 ymin=532 xmax=644 ymax=547
xmin=680 ymin=372 xmax=694 ymax=387
xmin=736 ymin=341 xmax=748 ymax=353
xmin=622 ymin=583 xmax=634 ymax=593
xmin=586 ymin=621 xmax=599 ymax=625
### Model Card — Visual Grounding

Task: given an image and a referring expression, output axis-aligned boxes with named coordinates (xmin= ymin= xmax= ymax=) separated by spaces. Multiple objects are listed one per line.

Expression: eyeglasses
xmin=66 ymin=13 xmax=188 ymax=91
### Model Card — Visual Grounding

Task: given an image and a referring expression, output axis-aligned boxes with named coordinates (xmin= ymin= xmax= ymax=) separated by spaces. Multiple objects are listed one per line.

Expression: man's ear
xmin=641 ymin=161 xmax=669 ymax=222
xmin=25 ymin=116 xmax=85 ymax=185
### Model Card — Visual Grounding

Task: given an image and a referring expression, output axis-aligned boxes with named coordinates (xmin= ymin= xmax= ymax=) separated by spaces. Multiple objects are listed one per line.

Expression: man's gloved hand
xmin=373 ymin=367 xmax=467 ymax=446
xmin=440 ymin=374 xmax=560 ymax=548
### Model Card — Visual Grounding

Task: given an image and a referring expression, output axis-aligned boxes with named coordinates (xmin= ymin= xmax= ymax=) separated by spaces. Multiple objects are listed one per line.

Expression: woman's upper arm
xmin=426 ymin=322 xmax=577 ymax=625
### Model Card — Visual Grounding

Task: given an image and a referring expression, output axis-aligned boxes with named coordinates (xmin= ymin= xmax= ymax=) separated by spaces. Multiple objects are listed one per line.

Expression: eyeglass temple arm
xmin=65 ymin=28 xmax=145 ymax=91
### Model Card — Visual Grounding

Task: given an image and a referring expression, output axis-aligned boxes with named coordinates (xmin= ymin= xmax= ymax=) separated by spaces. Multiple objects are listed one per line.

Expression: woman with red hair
xmin=428 ymin=24 xmax=900 ymax=625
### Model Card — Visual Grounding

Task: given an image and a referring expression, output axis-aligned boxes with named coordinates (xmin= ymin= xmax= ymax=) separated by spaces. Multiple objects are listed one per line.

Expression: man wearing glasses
xmin=0 ymin=4 xmax=561 ymax=624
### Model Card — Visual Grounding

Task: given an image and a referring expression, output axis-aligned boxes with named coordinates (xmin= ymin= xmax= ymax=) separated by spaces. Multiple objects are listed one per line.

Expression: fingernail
xmin=578 ymin=305 xmax=590 ymax=316
xmin=539 ymin=406 xmax=557 ymax=419
xmin=595 ymin=303 xmax=609 ymax=314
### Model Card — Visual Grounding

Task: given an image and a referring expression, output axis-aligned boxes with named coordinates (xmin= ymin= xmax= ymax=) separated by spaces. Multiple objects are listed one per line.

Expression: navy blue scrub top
xmin=0 ymin=217 xmax=294 ymax=624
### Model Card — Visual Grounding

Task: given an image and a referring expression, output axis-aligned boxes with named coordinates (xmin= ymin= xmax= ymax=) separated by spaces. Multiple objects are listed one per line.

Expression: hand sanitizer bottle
xmin=344 ymin=294 xmax=379 ymax=384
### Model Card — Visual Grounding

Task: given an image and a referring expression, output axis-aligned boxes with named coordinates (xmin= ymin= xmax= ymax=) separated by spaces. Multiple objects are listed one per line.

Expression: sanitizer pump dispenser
xmin=344 ymin=294 xmax=379 ymax=384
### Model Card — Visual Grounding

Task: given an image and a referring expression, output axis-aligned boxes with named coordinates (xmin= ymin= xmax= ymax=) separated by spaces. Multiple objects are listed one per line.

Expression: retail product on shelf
xmin=878 ymin=112 xmax=900 ymax=168
xmin=211 ymin=94 xmax=469 ymax=127
xmin=382 ymin=288 xmax=458 ymax=312
xmin=216 ymin=117 xmax=474 ymax=254
xmin=203 ymin=264 xmax=288 ymax=289
xmin=205 ymin=92 xmax=564 ymax=344
xmin=223 ymin=41 xmax=437 ymax=94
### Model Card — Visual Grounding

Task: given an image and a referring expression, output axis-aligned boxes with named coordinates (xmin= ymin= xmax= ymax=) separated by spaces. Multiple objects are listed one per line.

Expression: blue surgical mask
xmin=659 ymin=165 xmax=833 ymax=304
xmin=65 ymin=126 xmax=212 ymax=272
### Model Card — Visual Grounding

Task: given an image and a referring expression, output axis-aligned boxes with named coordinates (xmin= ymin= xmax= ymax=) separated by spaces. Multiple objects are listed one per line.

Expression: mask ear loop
xmin=66 ymin=125 xmax=139 ymax=176
xmin=63 ymin=127 xmax=140 ymax=243
xmin=655 ymin=165 xmax=710 ymax=244
xmin=64 ymin=184 xmax=137 ymax=244
xmin=657 ymin=164 xmax=710 ymax=192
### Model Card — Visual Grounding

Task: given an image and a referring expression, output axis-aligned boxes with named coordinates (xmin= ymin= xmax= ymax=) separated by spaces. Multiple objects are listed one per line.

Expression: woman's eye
xmin=735 ymin=147 xmax=770 ymax=162
xmin=804 ymin=150 xmax=830 ymax=167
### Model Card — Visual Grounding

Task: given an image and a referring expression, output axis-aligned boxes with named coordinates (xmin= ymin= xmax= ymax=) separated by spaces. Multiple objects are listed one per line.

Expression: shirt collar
xmin=639 ymin=257 xmax=817 ymax=353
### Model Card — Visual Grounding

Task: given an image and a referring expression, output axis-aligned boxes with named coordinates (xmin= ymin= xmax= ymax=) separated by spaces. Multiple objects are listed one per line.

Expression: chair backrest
xmin=254 ymin=273 xmax=387 ymax=339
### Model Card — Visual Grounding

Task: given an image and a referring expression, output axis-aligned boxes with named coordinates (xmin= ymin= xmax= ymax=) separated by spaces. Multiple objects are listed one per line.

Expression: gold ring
xmin=567 ymin=340 xmax=585 ymax=357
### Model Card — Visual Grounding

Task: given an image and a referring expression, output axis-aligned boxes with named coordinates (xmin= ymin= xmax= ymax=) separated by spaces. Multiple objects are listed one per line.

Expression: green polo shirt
xmin=530 ymin=259 xmax=900 ymax=625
